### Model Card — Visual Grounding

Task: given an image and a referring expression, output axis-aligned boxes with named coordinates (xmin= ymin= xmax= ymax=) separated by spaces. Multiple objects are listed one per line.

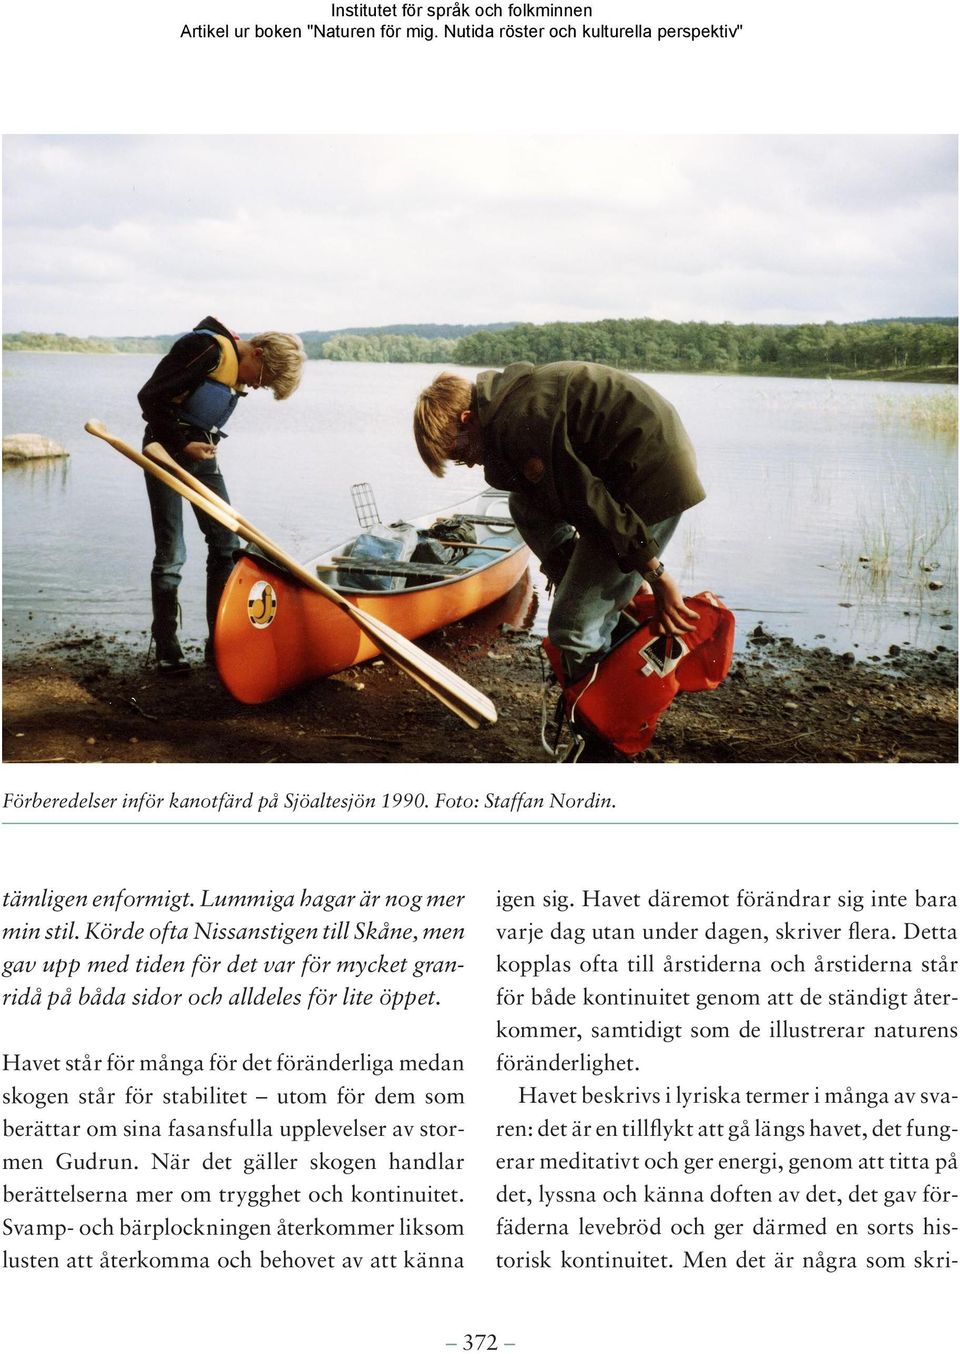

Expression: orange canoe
xmin=213 ymin=486 xmax=531 ymax=704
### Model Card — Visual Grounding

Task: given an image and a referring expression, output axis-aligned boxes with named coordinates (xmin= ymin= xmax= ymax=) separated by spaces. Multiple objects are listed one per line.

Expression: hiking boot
xmin=155 ymin=639 xmax=191 ymax=676
xmin=562 ymin=731 xmax=613 ymax=763
xmin=150 ymin=585 xmax=190 ymax=676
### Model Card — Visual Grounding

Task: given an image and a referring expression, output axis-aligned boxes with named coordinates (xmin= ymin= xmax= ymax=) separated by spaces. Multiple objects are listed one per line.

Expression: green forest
xmin=449 ymin=317 xmax=958 ymax=381
xmin=2 ymin=331 xmax=170 ymax=354
xmin=299 ymin=322 xmax=515 ymax=358
xmin=5 ymin=316 xmax=957 ymax=380
xmin=319 ymin=332 xmax=458 ymax=363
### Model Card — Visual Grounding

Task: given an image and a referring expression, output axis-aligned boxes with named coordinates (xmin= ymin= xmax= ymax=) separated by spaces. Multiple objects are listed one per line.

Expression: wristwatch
xmin=641 ymin=562 xmax=665 ymax=581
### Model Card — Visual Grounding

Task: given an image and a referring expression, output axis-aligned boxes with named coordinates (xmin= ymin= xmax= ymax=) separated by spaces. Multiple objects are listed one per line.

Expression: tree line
xmin=320 ymin=333 xmax=459 ymax=363
xmin=2 ymin=331 xmax=168 ymax=354
xmin=300 ymin=322 xmax=514 ymax=358
xmin=5 ymin=317 xmax=956 ymax=379
xmin=450 ymin=318 xmax=958 ymax=379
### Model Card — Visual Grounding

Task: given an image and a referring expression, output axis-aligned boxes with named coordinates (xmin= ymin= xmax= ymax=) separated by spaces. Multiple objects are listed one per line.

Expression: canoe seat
xmin=450 ymin=513 xmax=515 ymax=527
xmin=324 ymin=556 xmax=470 ymax=580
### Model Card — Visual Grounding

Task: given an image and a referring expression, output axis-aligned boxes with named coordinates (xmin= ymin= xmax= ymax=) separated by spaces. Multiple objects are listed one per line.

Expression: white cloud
xmin=2 ymin=134 xmax=956 ymax=333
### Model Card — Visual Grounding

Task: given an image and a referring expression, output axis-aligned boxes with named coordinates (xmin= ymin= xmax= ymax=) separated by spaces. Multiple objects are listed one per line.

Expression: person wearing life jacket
xmin=413 ymin=362 xmax=705 ymax=681
xmin=138 ymin=317 xmax=305 ymax=674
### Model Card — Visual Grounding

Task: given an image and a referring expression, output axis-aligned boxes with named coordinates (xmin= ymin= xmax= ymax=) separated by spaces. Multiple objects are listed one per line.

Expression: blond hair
xmin=251 ymin=332 xmax=306 ymax=400
xmin=413 ymin=372 xmax=475 ymax=477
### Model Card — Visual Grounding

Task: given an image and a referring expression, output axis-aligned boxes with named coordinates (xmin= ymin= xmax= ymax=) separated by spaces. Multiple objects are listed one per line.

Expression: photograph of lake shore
xmin=3 ymin=135 xmax=956 ymax=763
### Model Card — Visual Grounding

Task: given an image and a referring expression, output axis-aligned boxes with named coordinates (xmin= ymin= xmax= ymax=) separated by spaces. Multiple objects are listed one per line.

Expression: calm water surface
xmin=3 ymin=353 xmax=957 ymax=658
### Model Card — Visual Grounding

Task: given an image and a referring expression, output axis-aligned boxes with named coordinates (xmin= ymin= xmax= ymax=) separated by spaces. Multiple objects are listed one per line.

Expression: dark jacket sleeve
xmin=138 ymin=333 xmax=221 ymax=454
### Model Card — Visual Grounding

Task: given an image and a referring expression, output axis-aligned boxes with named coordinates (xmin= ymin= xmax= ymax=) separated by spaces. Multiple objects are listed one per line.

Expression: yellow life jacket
xmin=203 ymin=331 xmax=241 ymax=389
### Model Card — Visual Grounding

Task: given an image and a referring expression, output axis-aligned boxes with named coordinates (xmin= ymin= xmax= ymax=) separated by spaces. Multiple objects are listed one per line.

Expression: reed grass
xmin=839 ymin=461 xmax=955 ymax=603
xmin=876 ymin=391 xmax=958 ymax=440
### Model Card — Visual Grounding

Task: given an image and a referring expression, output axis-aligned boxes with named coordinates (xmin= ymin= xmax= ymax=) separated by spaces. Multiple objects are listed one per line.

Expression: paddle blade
xmin=378 ymin=653 xmax=485 ymax=730
xmin=349 ymin=609 xmax=498 ymax=728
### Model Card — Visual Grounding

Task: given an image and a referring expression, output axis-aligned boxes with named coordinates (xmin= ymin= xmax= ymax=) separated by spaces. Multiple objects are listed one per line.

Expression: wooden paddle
xmin=84 ymin=421 xmax=497 ymax=728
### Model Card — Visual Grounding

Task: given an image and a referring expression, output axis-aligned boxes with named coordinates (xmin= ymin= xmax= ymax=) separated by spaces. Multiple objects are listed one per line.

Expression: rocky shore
xmin=3 ymin=609 xmax=956 ymax=764
xmin=3 ymin=433 xmax=70 ymax=462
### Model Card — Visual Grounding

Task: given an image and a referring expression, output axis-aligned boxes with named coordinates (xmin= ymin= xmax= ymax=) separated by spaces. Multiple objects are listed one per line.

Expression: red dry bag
xmin=542 ymin=590 xmax=735 ymax=758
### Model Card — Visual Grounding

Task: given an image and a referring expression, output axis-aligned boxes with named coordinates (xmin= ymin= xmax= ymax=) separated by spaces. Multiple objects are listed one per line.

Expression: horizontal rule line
xmin=4 ymin=820 xmax=957 ymax=829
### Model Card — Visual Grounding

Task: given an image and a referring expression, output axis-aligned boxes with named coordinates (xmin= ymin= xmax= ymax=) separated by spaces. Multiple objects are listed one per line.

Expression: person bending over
xmin=138 ymin=316 xmax=305 ymax=673
xmin=414 ymin=361 xmax=704 ymax=681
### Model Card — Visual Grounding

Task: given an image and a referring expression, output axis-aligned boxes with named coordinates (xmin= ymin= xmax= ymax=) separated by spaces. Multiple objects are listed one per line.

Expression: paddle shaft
xmin=141 ymin=443 xmax=353 ymax=601
xmin=84 ymin=422 xmax=495 ymax=727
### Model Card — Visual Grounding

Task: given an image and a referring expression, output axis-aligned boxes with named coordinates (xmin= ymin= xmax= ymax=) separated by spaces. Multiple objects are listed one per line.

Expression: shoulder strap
xmin=193 ymin=329 xmax=241 ymax=389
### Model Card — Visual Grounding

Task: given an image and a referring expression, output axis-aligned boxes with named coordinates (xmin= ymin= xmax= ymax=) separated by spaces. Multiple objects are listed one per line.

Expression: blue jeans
xmin=144 ymin=452 xmax=240 ymax=636
xmin=509 ymin=492 xmax=681 ymax=675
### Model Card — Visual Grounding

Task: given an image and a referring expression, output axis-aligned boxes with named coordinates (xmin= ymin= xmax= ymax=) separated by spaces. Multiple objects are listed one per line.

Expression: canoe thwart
xmin=322 ymin=556 xmax=472 ymax=579
xmin=431 ymin=539 xmax=513 ymax=553
xmin=446 ymin=513 xmax=516 ymax=527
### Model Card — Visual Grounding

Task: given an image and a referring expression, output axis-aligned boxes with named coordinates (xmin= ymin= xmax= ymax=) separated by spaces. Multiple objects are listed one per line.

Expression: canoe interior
xmin=214 ymin=487 xmax=531 ymax=704
xmin=311 ymin=489 xmax=523 ymax=594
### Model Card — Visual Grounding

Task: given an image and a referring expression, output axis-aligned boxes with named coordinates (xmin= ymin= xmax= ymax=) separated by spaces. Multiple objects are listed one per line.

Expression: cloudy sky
xmin=2 ymin=135 xmax=956 ymax=335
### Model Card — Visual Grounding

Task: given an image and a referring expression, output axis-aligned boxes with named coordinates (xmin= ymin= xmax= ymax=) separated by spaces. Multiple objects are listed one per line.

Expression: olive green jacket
xmin=475 ymin=362 xmax=705 ymax=570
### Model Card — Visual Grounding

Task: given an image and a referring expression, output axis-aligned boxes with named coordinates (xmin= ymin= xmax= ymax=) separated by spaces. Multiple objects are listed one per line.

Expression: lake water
xmin=3 ymin=352 xmax=957 ymax=659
